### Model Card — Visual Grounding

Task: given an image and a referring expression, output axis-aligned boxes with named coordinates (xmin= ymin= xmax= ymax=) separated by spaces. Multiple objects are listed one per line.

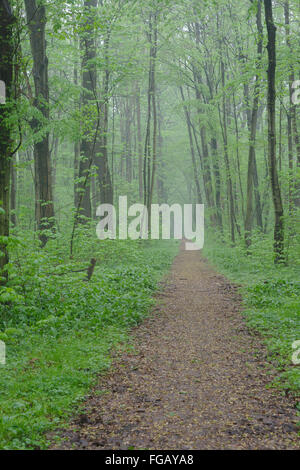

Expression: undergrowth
xmin=0 ymin=228 xmax=178 ymax=450
xmin=203 ymin=230 xmax=300 ymax=397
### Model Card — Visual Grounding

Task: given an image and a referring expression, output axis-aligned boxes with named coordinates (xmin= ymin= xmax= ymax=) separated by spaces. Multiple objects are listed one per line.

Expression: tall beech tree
xmin=264 ymin=0 xmax=285 ymax=263
xmin=179 ymin=85 xmax=202 ymax=204
xmin=284 ymin=0 xmax=300 ymax=208
xmin=95 ymin=23 xmax=113 ymax=205
xmin=75 ymin=0 xmax=98 ymax=221
xmin=75 ymin=0 xmax=113 ymax=222
xmin=0 ymin=0 xmax=15 ymax=280
xmin=143 ymin=10 xmax=158 ymax=216
xmin=244 ymin=0 xmax=263 ymax=249
xmin=25 ymin=0 xmax=55 ymax=246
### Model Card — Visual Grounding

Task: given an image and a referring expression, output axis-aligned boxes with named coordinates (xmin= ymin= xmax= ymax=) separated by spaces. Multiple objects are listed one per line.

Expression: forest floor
xmin=52 ymin=243 xmax=299 ymax=450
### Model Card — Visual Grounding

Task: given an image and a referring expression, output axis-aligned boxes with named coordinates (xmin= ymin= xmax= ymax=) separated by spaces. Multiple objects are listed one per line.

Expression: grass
xmin=0 ymin=233 xmax=179 ymax=450
xmin=203 ymin=230 xmax=300 ymax=398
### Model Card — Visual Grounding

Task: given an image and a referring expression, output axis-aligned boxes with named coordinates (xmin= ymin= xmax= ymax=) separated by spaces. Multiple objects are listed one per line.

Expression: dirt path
xmin=54 ymin=245 xmax=299 ymax=450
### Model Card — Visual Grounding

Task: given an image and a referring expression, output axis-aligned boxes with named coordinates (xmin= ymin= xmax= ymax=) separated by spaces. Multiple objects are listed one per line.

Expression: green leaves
xmin=0 ymin=237 xmax=178 ymax=449
xmin=246 ymin=279 xmax=300 ymax=308
xmin=204 ymin=231 xmax=300 ymax=397
xmin=0 ymin=287 xmax=23 ymax=305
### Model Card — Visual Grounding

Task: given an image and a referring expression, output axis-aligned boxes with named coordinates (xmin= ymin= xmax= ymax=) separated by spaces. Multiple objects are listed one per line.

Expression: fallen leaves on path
xmin=52 ymin=246 xmax=299 ymax=450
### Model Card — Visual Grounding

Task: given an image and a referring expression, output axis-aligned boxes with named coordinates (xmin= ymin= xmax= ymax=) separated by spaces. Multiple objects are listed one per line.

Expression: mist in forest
xmin=0 ymin=0 xmax=299 ymax=452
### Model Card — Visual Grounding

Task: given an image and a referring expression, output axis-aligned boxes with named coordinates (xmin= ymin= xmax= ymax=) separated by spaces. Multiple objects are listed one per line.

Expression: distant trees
xmin=0 ymin=0 xmax=299 ymax=265
xmin=174 ymin=0 xmax=298 ymax=262
xmin=75 ymin=0 xmax=114 ymax=225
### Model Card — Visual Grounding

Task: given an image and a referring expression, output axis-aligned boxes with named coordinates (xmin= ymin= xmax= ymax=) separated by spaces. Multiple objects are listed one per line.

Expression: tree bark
xmin=136 ymin=85 xmax=143 ymax=200
xmin=0 ymin=0 xmax=15 ymax=280
xmin=10 ymin=153 xmax=17 ymax=226
xmin=73 ymin=37 xmax=80 ymax=209
xmin=143 ymin=12 xmax=157 ymax=211
xmin=25 ymin=0 xmax=55 ymax=246
xmin=284 ymin=0 xmax=300 ymax=207
xmin=148 ymin=13 xmax=158 ymax=210
xmin=245 ymin=0 xmax=264 ymax=249
xmin=75 ymin=0 xmax=98 ymax=220
xmin=95 ymin=27 xmax=113 ymax=205
xmin=210 ymin=137 xmax=222 ymax=229
xmin=264 ymin=0 xmax=285 ymax=262
xmin=220 ymin=58 xmax=239 ymax=243
xmin=180 ymin=86 xmax=202 ymax=204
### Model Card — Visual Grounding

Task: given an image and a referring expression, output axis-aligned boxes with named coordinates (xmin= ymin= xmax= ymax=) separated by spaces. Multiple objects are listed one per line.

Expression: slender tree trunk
xmin=0 ymin=0 xmax=15 ymax=280
xmin=245 ymin=0 xmax=263 ymax=249
xmin=199 ymin=124 xmax=214 ymax=208
xmin=149 ymin=13 xmax=158 ymax=210
xmin=220 ymin=58 xmax=239 ymax=243
xmin=180 ymin=86 xmax=202 ymax=204
xmin=143 ymin=13 xmax=155 ymax=210
xmin=189 ymin=32 xmax=214 ymax=210
xmin=10 ymin=153 xmax=17 ymax=226
xmin=191 ymin=21 xmax=220 ymax=222
xmin=75 ymin=0 xmax=98 ymax=220
xmin=136 ymin=85 xmax=143 ymax=200
xmin=232 ymin=92 xmax=245 ymax=221
xmin=264 ymin=0 xmax=285 ymax=263
xmin=111 ymin=96 xmax=115 ymax=198
xmin=74 ymin=141 xmax=80 ymax=208
xmin=125 ymin=96 xmax=133 ymax=183
xmin=25 ymin=0 xmax=55 ymax=246
xmin=210 ymin=137 xmax=222 ymax=229
xmin=73 ymin=37 xmax=80 ymax=208
xmin=156 ymin=97 xmax=165 ymax=203
xmin=95 ymin=28 xmax=113 ymax=205
xmin=284 ymin=0 xmax=300 ymax=207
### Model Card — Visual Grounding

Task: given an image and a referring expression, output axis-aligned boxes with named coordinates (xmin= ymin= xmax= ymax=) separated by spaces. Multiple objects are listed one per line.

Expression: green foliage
xmin=1 ymin=0 xmax=299 ymax=450
xmin=203 ymin=231 xmax=300 ymax=396
xmin=0 ymin=234 xmax=178 ymax=449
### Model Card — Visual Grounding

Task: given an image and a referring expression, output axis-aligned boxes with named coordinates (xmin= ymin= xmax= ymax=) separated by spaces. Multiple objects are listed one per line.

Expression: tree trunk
xmin=149 ymin=13 xmax=158 ymax=210
xmin=245 ymin=0 xmax=263 ymax=249
xmin=264 ymin=0 xmax=285 ymax=263
xmin=73 ymin=38 xmax=80 ymax=209
xmin=125 ymin=96 xmax=133 ymax=183
xmin=136 ymin=85 xmax=143 ymax=200
xmin=95 ymin=28 xmax=113 ymax=205
xmin=232 ymin=91 xmax=245 ymax=222
xmin=75 ymin=0 xmax=98 ymax=220
xmin=284 ymin=0 xmax=300 ymax=207
xmin=10 ymin=153 xmax=17 ymax=226
xmin=220 ymin=58 xmax=238 ymax=243
xmin=0 ymin=0 xmax=15 ymax=280
xmin=210 ymin=137 xmax=222 ymax=229
xmin=143 ymin=13 xmax=155 ymax=210
xmin=180 ymin=86 xmax=202 ymax=204
xmin=25 ymin=0 xmax=55 ymax=246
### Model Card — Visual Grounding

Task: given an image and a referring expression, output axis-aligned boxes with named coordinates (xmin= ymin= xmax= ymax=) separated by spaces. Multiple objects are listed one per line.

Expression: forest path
xmin=54 ymin=243 xmax=299 ymax=450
